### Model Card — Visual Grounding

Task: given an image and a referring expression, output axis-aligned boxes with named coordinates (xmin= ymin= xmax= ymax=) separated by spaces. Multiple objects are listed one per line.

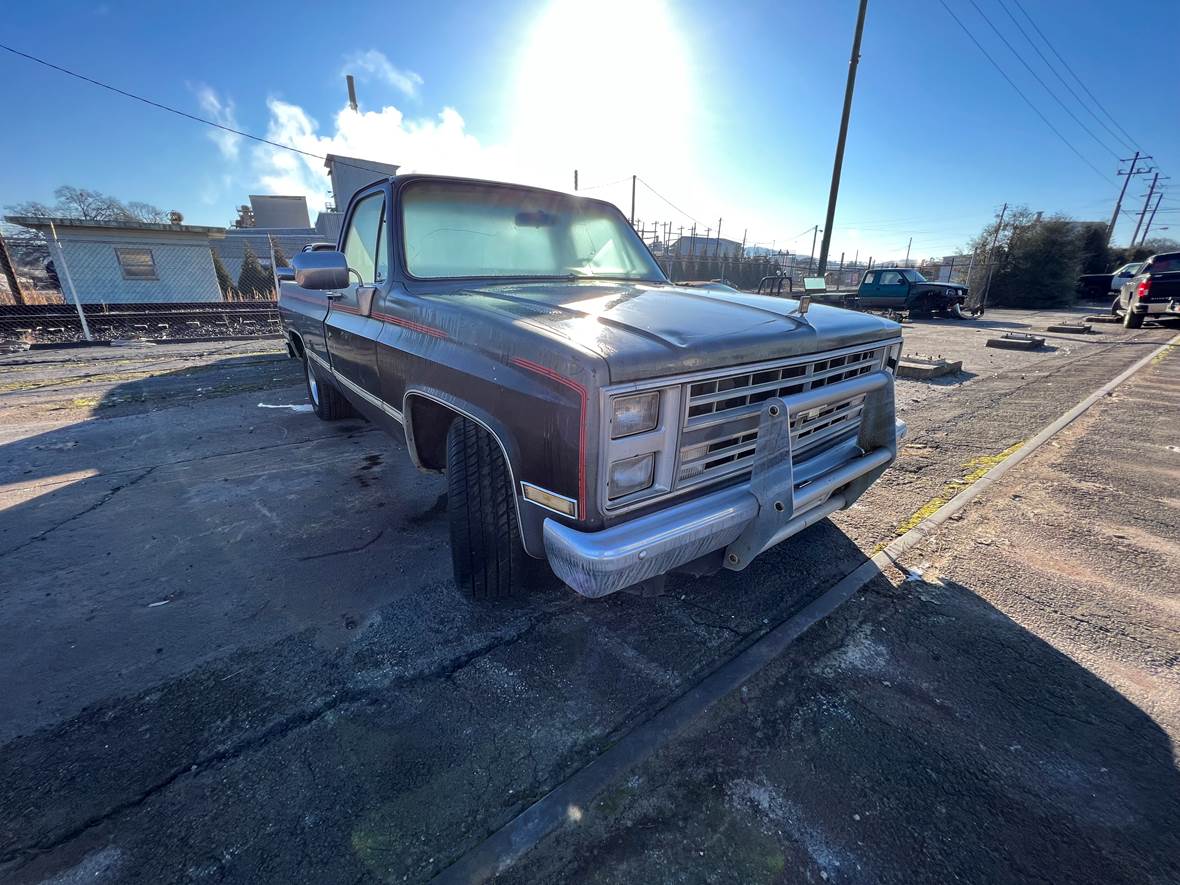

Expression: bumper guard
xmin=544 ymin=370 xmax=903 ymax=597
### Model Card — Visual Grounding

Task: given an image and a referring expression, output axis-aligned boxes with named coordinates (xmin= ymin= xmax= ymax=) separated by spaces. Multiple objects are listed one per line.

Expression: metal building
xmin=5 ymin=216 xmax=226 ymax=303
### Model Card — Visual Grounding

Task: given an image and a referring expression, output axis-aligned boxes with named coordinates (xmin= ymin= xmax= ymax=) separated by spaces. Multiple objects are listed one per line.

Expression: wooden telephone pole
xmin=817 ymin=0 xmax=869 ymax=275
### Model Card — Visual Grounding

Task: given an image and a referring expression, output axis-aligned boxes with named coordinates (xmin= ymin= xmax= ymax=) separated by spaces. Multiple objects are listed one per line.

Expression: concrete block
xmin=986 ymin=333 xmax=1045 ymax=350
xmin=1045 ymin=323 xmax=1092 ymax=334
xmin=896 ymin=355 xmax=964 ymax=379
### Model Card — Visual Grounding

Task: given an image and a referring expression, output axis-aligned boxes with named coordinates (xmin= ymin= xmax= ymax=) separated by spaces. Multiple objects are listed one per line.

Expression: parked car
xmin=1077 ymin=261 xmax=1144 ymax=299
xmin=278 ymin=175 xmax=906 ymax=599
xmin=856 ymin=268 xmax=969 ymax=317
xmin=1111 ymin=252 xmax=1180 ymax=328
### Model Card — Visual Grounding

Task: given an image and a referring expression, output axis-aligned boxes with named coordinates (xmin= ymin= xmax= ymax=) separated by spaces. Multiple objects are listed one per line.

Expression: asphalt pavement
xmin=0 ymin=308 xmax=1175 ymax=883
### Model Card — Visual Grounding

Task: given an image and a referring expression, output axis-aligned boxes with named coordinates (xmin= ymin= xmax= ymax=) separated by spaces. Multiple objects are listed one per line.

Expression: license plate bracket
xmin=723 ymin=397 xmax=796 ymax=569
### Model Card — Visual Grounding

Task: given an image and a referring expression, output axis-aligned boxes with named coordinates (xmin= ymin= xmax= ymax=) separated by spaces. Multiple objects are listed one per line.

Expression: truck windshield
xmin=900 ymin=270 xmax=927 ymax=283
xmin=401 ymin=180 xmax=665 ymax=281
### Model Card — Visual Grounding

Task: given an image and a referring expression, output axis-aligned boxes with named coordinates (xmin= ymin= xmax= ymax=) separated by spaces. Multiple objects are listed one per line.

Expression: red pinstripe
xmin=372 ymin=311 xmax=448 ymax=339
xmin=510 ymin=357 xmax=587 ymax=517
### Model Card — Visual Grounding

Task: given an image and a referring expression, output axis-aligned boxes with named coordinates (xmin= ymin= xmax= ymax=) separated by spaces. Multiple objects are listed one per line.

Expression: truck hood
xmin=443 ymin=280 xmax=902 ymax=383
xmin=917 ymin=281 xmax=967 ymax=290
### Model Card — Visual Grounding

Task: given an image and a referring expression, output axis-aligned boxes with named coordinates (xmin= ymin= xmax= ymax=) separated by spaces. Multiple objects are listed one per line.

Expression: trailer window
xmin=115 ymin=248 xmax=158 ymax=280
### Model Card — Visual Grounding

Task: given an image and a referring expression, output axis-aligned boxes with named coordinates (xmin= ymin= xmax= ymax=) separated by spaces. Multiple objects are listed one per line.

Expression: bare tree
xmin=52 ymin=186 xmax=125 ymax=221
xmin=124 ymin=201 xmax=169 ymax=223
xmin=5 ymin=186 xmax=172 ymax=225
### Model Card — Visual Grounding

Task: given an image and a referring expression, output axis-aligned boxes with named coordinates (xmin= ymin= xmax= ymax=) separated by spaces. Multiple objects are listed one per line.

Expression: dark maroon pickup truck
xmin=278 ymin=174 xmax=906 ymax=599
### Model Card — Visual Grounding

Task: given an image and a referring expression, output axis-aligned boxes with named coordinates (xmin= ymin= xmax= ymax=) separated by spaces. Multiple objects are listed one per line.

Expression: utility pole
xmin=904 ymin=236 xmax=912 ymax=265
xmin=630 ymin=175 xmax=636 ymax=225
xmin=0 ymin=231 xmax=25 ymax=305
xmin=808 ymin=225 xmax=820 ymax=274
xmin=715 ymin=217 xmax=723 ymax=257
xmin=1140 ymin=191 xmax=1165 ymax=245
xmin=574 ymin=169 xmax=578 ymax=191
xmin=981 ymin=202 xmax=1007 ymax=312
xmin=817 ymin=0 xmax=869 ymax=275
xmin=1107 ymin=152 xmax=1151 ymax=246
xmin=1130 ymin=172 xmax=1161 ymax=247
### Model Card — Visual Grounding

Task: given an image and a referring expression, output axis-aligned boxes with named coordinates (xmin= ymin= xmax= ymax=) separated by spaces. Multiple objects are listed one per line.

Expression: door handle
xmin=325 ymin=292 xmax=344 ymax=301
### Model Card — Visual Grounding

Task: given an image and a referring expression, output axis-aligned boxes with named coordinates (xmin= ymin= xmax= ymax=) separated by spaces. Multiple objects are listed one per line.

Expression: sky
xmin=2 ymin=0 xmax=1177 ymax=262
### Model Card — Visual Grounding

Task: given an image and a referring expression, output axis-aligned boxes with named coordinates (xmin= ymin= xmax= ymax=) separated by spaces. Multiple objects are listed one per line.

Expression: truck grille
xmin=676 ymin=344 xmax=888 ymax=490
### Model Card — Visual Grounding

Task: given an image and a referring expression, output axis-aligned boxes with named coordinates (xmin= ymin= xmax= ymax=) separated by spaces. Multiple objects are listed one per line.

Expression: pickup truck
xmin=1112 ymin=251 xmax=1180 ymax=328
xmin=278 ymin=174 xmax=905 ymax=599
xmin=1078 ymin=261 xmax=1144 ymax=299
xmin=856 ymin=268 xmax=970 ymax=317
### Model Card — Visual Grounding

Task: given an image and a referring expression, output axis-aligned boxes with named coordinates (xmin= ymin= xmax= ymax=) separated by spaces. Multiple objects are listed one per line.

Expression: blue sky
xmin=2 ymin=0 xmax=1176 ymax=261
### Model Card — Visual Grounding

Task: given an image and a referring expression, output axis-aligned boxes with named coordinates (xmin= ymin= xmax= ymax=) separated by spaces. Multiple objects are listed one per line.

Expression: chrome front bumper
xmin=544 ymin=370 xmax=904 ymax=598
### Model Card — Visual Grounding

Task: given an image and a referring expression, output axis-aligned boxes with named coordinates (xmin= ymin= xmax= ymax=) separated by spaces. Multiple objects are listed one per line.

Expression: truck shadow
xmin=525 ymin=560 xmax=1180 ymax=885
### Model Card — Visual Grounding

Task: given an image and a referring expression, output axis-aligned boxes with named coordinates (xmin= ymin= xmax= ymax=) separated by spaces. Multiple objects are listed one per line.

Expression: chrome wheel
xmin=306 ymin=359 xmax=319 ymax=406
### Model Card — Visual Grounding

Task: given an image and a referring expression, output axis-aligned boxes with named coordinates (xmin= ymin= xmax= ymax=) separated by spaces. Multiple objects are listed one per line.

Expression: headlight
xmin=608 ymin=453 xmax=655 ymax=499
xmin=611 ymin=392 xmax=660 ymax=439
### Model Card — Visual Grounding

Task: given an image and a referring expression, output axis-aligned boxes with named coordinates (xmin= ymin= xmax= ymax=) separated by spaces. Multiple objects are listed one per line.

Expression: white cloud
xmin=343 ymin=50 xmax=424 ymax=99
xmin=253 ymin=98 xmax=534 ymax=214
xmin=193 ymin=84 xmax=242 ymax=160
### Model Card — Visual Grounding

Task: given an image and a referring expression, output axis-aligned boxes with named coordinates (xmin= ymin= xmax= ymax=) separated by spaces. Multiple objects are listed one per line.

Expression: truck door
xmin=324 ymin=188 xmax=388 ymax=398
xmin=859 ymin=270 xmax=881 ymax=304
xmin=872 ymin=270 xmax=909 ymax=307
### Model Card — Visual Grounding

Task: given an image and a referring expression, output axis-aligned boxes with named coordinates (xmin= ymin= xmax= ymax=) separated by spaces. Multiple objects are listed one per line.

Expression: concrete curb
xmin=431 ymin=332 xmax=1180 ymax=885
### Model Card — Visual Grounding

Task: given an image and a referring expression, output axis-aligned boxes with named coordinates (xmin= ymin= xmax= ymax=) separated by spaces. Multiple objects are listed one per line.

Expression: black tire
xmin=446 ymin=416 xmax=528 ymax=599
xmin=304 ymin=356 xmax=356 ymax=420
xmin=1123 ymin=307 xmax=1144 ymax=329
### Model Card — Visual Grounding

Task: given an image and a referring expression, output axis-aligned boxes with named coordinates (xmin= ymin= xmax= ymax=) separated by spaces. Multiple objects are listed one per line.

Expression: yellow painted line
xmin=1149 ymin=338 xmax=1178 ymax=365
xmin=887 ymin=440 xmax=1026 ymax=542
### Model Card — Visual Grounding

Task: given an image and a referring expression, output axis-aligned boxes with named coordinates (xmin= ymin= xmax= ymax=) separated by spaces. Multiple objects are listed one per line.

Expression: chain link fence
xmin=0 ymin=226 xmax=333 ymax=344
xmin=0 ymin=216 xmax=989 ymax=345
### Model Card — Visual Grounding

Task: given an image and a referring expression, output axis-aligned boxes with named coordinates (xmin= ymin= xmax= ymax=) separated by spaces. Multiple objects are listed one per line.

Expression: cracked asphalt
xmin=0 ymin=308 xmax=1176 ymax=884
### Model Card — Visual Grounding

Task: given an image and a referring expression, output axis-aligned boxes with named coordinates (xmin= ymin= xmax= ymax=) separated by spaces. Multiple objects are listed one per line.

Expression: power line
xmin=0 ymin=43 xmax=397 ymax=180
xmin=992 ymin=0 xmax=1129 ymax=157
xmin=937 ymin=0 xmax=1112 ymax=183
xmin=636 ymin=178 xmax=700 ymax=224
xmin=964 ymin=0 xmax=1118 ymax=160
xmin=578 ymin=176 xmax=630 ymax=192
xmin=1009 ymin=0 xmax=1141 ymax=152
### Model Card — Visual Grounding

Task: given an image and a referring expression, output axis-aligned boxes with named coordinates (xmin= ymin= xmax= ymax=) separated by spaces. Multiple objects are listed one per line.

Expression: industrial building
xmin=4 ymin=216 xmax=226 ymax=303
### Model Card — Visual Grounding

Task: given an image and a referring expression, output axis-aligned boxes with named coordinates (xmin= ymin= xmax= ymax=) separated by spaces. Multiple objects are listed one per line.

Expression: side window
xmin=879 ymin=270 xmax=902 ymax=285
xmin=342 ymin=193 xmax=386 ymax=285
xmin=863 ymin=271 xmax=877 ymax=285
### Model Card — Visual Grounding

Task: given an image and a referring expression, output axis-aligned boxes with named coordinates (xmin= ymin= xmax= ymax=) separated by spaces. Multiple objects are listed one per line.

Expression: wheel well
xmin=406 ymin=395 xmax=459 ymax=471
xmin=288 ymin=331 xmax=306 ymax=359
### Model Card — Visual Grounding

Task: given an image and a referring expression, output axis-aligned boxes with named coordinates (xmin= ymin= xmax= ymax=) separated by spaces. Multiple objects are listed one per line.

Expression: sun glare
xmin=512 ymin=0 xmax=695 ymax=189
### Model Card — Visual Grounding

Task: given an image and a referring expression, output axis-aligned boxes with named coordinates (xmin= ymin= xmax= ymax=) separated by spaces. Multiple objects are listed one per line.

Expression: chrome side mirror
xmin=291 ymin=250 xmax=350 ymax=290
